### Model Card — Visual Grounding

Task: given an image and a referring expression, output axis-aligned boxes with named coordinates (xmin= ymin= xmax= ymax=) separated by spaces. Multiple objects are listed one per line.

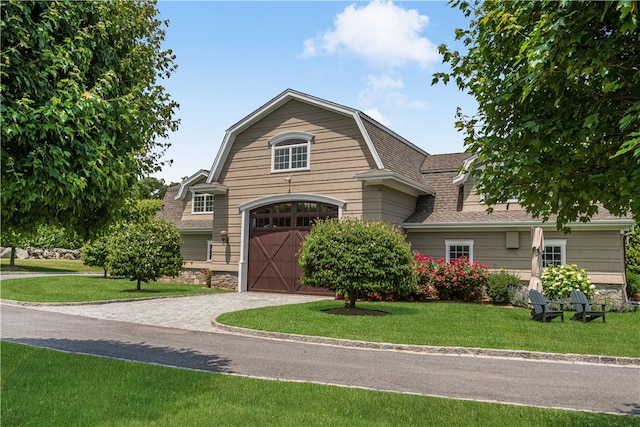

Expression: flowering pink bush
xmin=414 ymin=253 xmax=490 ymax=301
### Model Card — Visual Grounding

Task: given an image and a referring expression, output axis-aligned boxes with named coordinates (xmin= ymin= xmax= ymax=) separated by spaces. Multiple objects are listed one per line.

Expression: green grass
xmin=0 ymin=258 xmax=103 ymax=273
xmin=0 ymin=276 xmax=226 ymax=302
xmin=1 ymin=342 xmax=632 ymax=426
xmin=217 ymin=300 xmax=640 ymax=358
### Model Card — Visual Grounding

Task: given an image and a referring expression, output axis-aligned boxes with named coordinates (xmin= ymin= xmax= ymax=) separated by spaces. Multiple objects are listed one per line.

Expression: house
xmin=158 ymin=89 xmax=634 ymax=298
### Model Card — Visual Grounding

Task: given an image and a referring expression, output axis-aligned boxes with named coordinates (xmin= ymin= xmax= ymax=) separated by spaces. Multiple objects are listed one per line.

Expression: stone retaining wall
xmin=157 ymin=269 xmax=238 ymax=291
xmin=0 ymin=247 xmax=81 ymax=260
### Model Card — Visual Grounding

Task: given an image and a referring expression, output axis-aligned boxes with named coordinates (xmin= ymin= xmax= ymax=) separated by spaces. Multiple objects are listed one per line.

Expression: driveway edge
xmin=211 ymin=320 xmax=640 ymax=367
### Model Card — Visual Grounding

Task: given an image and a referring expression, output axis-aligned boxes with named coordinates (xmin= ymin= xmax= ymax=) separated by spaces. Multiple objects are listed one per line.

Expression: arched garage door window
xmin=250 ymin=202 xmax=338 ymax=230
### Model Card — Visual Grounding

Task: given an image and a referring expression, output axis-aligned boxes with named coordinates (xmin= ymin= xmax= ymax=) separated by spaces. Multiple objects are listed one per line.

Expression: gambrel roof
xmin=207 ymin=88 xmax=434 ymax=196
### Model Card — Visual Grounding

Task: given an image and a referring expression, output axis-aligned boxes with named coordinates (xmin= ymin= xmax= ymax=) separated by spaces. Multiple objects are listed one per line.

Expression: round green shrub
xmin=298 ymin=218 xmax=417 ymax=308
xmin=488 ymin=270 xmax=521 ymax=304
xmin=626 ymin=223 xmax=640 ymax=276
xmin=541 ymin=264 xmax=594 ymax=298
xmin=414 ymin=253 xmax=490 ymax=302
xmin=626 ymin=271 xmax=639 ymax=300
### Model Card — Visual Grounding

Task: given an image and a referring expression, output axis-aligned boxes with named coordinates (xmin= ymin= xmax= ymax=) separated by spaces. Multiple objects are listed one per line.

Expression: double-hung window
xmin=206 ymin=239 xmax=213 ymax=261
xmin=542 ymin=239 xmax=566 ymax=267
xmin=445 ymin=239 xmax=474 ymax=263
xmin=269 ymin=132 xmax=313 ymax=173
xmin=192 ymin=192 xmax=214 ymax=214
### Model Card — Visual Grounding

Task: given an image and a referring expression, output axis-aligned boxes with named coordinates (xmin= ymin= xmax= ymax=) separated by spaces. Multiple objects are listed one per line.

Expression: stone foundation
xmin=592 ymin=284 xmax=627 ymax=304
xmin=157 ymin=269 xmax=238 ymax=291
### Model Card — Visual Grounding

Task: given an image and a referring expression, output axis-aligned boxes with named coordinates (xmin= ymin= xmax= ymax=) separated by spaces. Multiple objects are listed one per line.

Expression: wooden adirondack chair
xmin=570 ymin=290 xmax=606 ymax=322
xmin=528 ymin=289 xmax=564 ymax=322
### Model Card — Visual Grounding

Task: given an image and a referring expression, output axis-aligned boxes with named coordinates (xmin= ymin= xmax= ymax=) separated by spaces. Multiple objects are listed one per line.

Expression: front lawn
xmin=217 ymin=300 xmax=640 ymax=358
xmin=0 ymin=258 xmax=103 ymax=274
xmin=0 ymin=276 xmax=226 ymax=302
xmin=1 ymin=342 xmax=631 ymax=426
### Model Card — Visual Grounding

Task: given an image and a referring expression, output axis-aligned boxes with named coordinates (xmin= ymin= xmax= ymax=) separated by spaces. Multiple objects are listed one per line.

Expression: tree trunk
xmin=9 ymin=246 xmax=16 ymax=268
xmin=136 ymin=279 xmax=141 ymax=291
xmin=348 ymin=290 xmax=358 ymax=309
xmin=103 ymin=269 xmax=107 ymax=279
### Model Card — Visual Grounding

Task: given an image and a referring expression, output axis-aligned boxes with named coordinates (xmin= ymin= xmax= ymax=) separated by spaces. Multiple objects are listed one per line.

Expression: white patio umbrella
xmin=528 ymin=227 xmax=545 ymax=292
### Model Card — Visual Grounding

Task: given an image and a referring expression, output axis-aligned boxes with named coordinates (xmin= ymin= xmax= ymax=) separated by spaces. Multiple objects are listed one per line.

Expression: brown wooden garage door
xmin=248 ymin=201 xmax=338 ymax=295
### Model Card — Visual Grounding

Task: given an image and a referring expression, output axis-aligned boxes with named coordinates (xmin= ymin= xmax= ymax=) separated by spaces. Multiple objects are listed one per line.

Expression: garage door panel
xmin=248 ymin=201 xmax=337 ymax=295
xmin=248 ymin=232 xmax=292 ymax=292
xmin=250 ymin=264 xmax=289 ymax=292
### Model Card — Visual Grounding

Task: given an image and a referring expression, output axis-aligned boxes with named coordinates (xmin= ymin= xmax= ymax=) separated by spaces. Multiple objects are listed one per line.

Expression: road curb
xmin=211 ymin=320 xmax=640 ymax=367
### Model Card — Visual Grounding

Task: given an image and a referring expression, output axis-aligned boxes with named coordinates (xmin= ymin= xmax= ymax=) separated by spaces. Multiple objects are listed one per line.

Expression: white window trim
xmin=542 ymin=239 xmax=567 ymax=267
xmin=269 ymin=131 xmax=313 ymax=173
xmin=445 ymin=239 xmax=474 ymax=263
xmin=206 ymin=239 xmax=213 ymax=261
xmin=191 ymin=192 xmax=214 ymax=214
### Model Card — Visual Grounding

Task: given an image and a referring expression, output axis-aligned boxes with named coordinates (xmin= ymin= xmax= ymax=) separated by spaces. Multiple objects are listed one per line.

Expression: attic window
xmin=269 ymin=131 xmax=313 ymax=173
xmin=192 ymin=192 xmax=214 ymax=214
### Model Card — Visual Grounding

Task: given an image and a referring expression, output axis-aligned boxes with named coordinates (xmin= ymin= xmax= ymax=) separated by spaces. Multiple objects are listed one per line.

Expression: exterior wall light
xmin=220 ymin=230 xmax=229 ymax=244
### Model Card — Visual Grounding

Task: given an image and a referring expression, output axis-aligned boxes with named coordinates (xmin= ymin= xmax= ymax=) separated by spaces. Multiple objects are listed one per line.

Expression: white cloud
xmin=359 ymin=73 xmax=428 ymax=111
xmin=300 ymin=0 xmax=439 ymax=69
xmin=362 ymin=108 xmax=392 ymax=127
xmin=358 ymin=73 xmax=404 ymax=105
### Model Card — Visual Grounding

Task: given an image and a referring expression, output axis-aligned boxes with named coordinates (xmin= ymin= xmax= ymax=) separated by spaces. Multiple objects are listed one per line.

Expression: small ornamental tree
xmin=81 ymin=235 xmax=111 ymax=278
xmin=298 ymin=218 xmax=417 ymax=309
xmin=82 ymin=198 xmax=162 ymax=278
xmin=107 ymin=218 xmax=183 ymax=290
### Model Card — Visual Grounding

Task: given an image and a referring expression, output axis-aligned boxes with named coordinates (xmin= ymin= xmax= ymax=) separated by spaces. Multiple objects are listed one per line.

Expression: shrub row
xmin=356 ymin=253 xmax=493 ymax=303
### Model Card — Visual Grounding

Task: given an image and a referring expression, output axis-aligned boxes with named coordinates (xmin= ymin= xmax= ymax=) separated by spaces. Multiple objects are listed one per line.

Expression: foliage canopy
xmin=434 ymin=0 xmax=639 ymax=230
xmin=82 ymin=198 xmax=162 ymax=277
xmin=626 ymin=223 xmax=640 ymax=276
xmin=107 ymin=218 xmax=183 ymax=290
xmin=298 ymin=218 xmax=416 ymax=309
xmin=1 ymin=0 xmax=179 ymax=238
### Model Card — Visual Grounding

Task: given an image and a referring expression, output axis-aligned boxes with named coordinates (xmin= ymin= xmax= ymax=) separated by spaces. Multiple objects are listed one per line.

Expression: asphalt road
xmin=2 ymin=304 xmax=639 ymax=416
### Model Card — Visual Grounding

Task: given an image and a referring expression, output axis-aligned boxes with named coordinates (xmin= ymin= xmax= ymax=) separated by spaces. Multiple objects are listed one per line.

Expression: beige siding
xmin=462 ymin=175 xmax=524 ymax=212
xmin=207 ymin=99 xmax=376 ymax=271
xmin=363 ymin=185 xmax=416 ymax=225
xmin=406 ymin=229 xmax=625 ymax=283
xmin=209 ymin=194 xmax=239 ymax=269
xmin=181 ymin=233 xmax=210 ymax=261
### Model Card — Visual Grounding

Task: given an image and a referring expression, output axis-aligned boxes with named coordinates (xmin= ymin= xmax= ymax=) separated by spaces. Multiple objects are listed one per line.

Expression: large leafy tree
xmin=131 ymin=177 xmax=168 ymax=200
xmin=434 ymin=1 xmax=639 ymax=230
xmin=1 ymin=1 xmax=179 ymax=238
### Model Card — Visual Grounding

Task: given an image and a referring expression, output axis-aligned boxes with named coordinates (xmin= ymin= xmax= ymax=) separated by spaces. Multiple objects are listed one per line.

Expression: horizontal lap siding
xmin=208 ymin=99 xmax=375 ymax=270
xmin=181 ymin=234 xmax=210 ymax=261
xmin=407 ymin=230 xmax=624 ymax=276
xmin=363 ymin=186 xmax=416 ymax=225
xmin=564 ymin=230 xmax=624 ymax=272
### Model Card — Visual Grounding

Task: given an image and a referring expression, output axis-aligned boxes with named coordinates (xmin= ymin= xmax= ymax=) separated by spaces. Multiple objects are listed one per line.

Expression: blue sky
xmin=154 ymin=1 xmax=477 ymax=184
